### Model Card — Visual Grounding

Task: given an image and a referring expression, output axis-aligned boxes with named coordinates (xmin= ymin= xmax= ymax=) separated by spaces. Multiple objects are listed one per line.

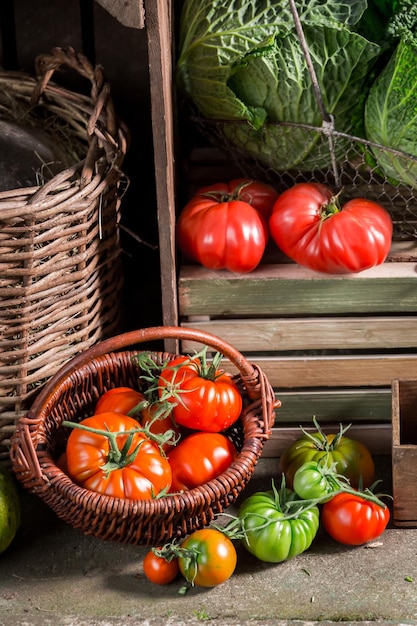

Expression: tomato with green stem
xmin=177 ymin=178 xmax=276 ymax=273
xmin=64 ymin=412 xmax=172 ymax=499
xmin=140 ymin=401 xmax=181 ymax=453
xmin=322 ymin=491 xmax=390 ymax=545
xmin=269 ymin=182 xmax=392 ymax=274
xmin=292 ymin=459 xmax=340 ymax=501
xmin=279 ymin=417 xmax=375 ymax=490
xmin=179 ymin=528 xmax=237 ymax=587
xmin=143 ymin=549 xmax=179 ymax=585
xmin=237 ymin=482 xmax=320 ymax=563
xmin=158 ymin=348 xmax=243 ymax=433
xmin=154 ymin=528 xmax=237 ymax=588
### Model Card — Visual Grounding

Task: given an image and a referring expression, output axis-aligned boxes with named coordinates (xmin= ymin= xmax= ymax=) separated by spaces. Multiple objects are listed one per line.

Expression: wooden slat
xmin=264 ymin=423 xmax=391 ymax=457
xmin=221 ymin=354 xmax=417 ymax=388
xmin=274 ymin=388 xmax=391 ymax=423
xmin=181 ymin=316 xmax=417 ymax=352
xmin=179 ymin=262 xmax=417 ymax=317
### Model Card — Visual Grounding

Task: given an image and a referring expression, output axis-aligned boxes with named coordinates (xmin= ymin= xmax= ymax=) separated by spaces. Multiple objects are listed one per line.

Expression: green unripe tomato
xmin=238 ymin=489 xmax=319 ymax=563
xmin=293 ymin=460 xmax=335 ymax=501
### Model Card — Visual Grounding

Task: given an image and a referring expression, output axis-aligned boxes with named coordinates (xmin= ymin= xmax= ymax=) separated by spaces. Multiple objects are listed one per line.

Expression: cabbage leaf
xmin=364 ymin=2 xmax=417 ymax=188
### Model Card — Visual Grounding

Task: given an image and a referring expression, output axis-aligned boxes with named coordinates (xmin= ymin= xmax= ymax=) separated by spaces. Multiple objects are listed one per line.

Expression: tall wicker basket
xmin=10 ymin=326 xmax=276 ymax=546
xmin=0 ymin=47 xmax=128 ymax=465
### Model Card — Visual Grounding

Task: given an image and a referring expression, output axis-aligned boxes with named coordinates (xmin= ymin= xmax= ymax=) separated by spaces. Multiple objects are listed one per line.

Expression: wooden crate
xmin=178 ymin=242 xmax=417 ymax=457
xmin=144 ymin=3 xmax=417 ymax=457
xmin=392 ymin=379 xmax=417 ymax=527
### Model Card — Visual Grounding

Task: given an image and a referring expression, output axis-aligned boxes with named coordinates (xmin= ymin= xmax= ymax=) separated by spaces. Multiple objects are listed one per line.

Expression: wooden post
xmin=144 ymin=0 xmax=178 ymax=352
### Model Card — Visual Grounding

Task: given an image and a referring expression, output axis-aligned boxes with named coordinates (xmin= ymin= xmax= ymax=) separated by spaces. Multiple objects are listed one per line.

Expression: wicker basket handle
xmin=30 ymin=46 xmax=119 ymax=183
xmin=29 ymin=326 xmax=276 ymax=424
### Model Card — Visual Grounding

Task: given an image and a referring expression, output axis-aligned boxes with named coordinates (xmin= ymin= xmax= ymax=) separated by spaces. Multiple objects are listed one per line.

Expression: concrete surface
xmin=1 ymin=456 xmax=417 ymax=626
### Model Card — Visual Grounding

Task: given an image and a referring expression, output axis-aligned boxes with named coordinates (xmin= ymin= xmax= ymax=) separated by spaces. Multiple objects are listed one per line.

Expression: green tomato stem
xmin=62 ymin=418 xmax=177 ymax=469
xmin=198 ymin=180 xmax=253 ymax=204
xmin=300 ymin=416 xmax=353 ymax=451
xmin=152 ymin=542 xmax=201 ymax=586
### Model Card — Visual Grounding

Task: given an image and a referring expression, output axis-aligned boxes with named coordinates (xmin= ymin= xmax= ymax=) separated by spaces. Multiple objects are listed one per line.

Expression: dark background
xmin=0 ymin=0 xmax=164 ymax=333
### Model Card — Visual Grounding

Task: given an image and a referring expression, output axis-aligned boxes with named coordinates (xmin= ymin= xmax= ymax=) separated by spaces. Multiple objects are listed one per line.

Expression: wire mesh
xmin=191 ymin=116 xmax=417 ymax=240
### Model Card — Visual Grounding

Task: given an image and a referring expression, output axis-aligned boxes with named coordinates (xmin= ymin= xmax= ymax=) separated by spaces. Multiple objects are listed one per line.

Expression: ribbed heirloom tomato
xmin=158 ymin=352 xmax=242 ymax=432
xmin=177 ymin=178 xmax=277 ymax=273
xmin=65 ymin=412 xmax=172 ymax=498
xmin=269 ymin=182 xmax=393 ymax=274
xmin=238 ymin=488 xmax=320 ymax=563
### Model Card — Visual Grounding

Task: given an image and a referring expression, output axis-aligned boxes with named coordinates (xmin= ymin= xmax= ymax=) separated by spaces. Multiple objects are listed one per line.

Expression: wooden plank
xmin=181 ymin=316 xmax=417 ymax=352
xmin=274 ymin=388 xmax=391 ymax=423
xmin=179 ymin=262 xmax=417 ymax=317
xmin=263 ymin=423 xmax=391 ymax=457
xmin=221 ymin=354 xmax=417 ymax=388
xmin=145 ymin=0 xmax=178 ymax=351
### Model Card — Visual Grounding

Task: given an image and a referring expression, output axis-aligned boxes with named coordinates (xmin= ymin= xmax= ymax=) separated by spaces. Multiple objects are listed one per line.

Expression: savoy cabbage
xmin=177 ymin=0 xmax=382 ymax=171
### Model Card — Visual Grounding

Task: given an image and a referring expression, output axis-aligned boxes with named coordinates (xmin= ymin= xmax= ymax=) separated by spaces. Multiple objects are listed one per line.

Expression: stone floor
xmin=1 ymin=456 xmax=416 ymax=626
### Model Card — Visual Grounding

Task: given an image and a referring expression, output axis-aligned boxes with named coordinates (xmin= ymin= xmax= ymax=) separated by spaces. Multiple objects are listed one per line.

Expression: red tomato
xmin=143 ymin=549 xmax=179 ymax=585
xmin=94 ymin=387 xmax=144 ymax=416
xmin=177 ymin=179 xmax=273 ymax=273
xmin=65 ymin=412 xmax=172 ymax=499
xmin=167 ymin=432 xmax=237 ymax=492
xmin=158 ymin=355 xmax=242 ymax=432
xmin=269 ymin=182 xmax=393 ymax=274
xmin=179 ymin=528 xmax=237 ymax=587
xmin=321 ymin=492 xmax=390 ymax=545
